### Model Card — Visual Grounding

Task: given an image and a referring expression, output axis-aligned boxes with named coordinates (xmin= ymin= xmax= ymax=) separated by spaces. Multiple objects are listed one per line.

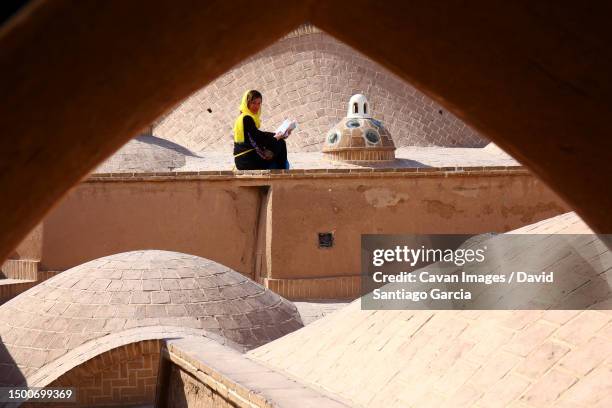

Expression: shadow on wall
xmin=0 ymin=339 xmax=26 ymax=386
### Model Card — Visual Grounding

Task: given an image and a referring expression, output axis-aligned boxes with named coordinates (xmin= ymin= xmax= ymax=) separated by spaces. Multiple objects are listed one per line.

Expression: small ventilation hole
xmin=318 ymin=233 xmax=334 ymax=248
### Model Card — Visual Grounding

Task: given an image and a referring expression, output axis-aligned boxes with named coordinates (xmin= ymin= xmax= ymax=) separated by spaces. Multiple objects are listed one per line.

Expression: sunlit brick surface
xmin=249 ymin=213 xmax=612 ymax=408
xmin=154 ymin=25 xmax=485 ymax=153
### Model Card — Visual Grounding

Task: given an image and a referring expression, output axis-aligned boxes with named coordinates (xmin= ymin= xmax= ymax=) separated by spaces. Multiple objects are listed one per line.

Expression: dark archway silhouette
xmin=1 ymin=1 xmax=611 ymax=264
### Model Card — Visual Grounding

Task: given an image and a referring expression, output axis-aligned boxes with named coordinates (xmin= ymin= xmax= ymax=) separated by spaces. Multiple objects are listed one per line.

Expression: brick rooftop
xmin=93 ymin=143 xmax=518 ymax=176
xmin=0 ymin=250 xmax=303 ymax=386
xmin=180 ymin=145 xmax=518 ymax=171
xmin=154 ymin=24 xmax=486 ymax=152
xmin=249 ymin=212 xmax=612 ymax=408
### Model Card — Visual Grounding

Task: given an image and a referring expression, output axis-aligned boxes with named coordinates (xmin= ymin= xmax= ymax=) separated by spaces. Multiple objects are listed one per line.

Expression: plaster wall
xmin=9 ymin=223 xmax=42 ymax=260
xmin=39 ymin=174 xmax=567 ymax=282
xmin=40 ymin=182 xmax=261 ymax=274
xmin=269 ymin=174 xmax=567 ymax=280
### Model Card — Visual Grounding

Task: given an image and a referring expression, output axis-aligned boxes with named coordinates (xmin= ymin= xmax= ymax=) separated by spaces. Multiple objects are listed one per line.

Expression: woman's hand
xmin=275 ymin=129 xmax=292 ymax=140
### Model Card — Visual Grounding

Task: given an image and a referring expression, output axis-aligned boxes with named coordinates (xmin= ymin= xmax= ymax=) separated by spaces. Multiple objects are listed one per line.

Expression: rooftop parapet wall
xmin=88 ymin=165 xmax=527 ymax=180
xmin=154 ymin=26 xmax=485 ymax=152
xmin=156 ymin=336 xmax=350 ymax=408
xmin=41 ymin=182 xmax=263 ymax=273
xmin=35 ymin=166 xmax=569 ymax=300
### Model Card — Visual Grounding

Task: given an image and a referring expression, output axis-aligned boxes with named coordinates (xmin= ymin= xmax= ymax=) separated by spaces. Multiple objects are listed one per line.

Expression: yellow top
xmin=233 ymin=90 xmax=261 ymax=143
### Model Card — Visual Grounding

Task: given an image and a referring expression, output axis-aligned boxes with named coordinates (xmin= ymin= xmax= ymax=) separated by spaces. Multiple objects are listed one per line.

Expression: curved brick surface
xmin=154 ymin=25 xmax=486 ymax=153
xmin=28 ymin=326 xmax=237 ymax=389
xmin=249 ymin=213 xmax=612 ymax=408
xmin=22 ymin=327 xmax=223 ymax=407
xmin=46 ymin=339 xmax=161 ymax=407
xmin=0 ymin=250 xmax=303 ymax=386
xmin=94 ymin=135 xmax=197 ymax=173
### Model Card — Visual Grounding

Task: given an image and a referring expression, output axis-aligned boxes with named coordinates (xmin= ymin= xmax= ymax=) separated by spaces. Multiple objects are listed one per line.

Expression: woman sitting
xmin=233 ymin=90 xmax=290 ymax=170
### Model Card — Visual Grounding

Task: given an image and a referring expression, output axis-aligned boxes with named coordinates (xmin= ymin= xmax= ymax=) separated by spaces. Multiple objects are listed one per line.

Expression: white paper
xmin=275 ymin=119 xmax=297 ymax=138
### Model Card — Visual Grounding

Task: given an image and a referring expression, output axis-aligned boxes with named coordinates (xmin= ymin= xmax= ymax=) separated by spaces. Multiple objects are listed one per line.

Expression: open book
xmin=275 ymin=119 xmax=297 ymax=139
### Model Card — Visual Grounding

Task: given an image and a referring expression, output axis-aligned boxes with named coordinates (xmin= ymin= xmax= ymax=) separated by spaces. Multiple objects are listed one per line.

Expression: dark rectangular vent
xmin=318 ymin=233 xmax=334 ymax=248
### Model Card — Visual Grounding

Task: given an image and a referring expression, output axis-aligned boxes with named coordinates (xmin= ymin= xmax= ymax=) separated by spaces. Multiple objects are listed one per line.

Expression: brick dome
xmin=94 ymin=135 xmax=196 ymax=173
xmin=153 ymin=25 xmax=485 ymax=153
xmin=0 ymin=250 xmax=303 ymax=385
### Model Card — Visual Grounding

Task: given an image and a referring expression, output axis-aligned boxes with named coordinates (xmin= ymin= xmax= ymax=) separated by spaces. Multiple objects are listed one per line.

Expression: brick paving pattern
xmin=249 ymin=212 xmax=612 ymax=408
xmin=23 ymin=338 xmax=162 ymax=407
xmin=154 ymin=25 xmax=486 ymax=153
xmin=0 ymin=250 xmax=303 ymax=387
xmin=55 ymin=341 xmax=159 ymax=407
xmin=28 ymin=326 xmax=209 ymax=389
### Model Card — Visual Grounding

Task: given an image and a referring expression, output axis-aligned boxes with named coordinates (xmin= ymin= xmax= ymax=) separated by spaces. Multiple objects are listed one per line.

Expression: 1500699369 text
xmin=0 ymin=387 xmax=76 ymax=403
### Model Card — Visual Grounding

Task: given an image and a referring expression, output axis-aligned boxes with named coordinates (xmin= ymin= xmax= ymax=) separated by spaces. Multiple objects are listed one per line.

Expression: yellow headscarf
xmin=233 ymin=90 xmax=262 ymax=143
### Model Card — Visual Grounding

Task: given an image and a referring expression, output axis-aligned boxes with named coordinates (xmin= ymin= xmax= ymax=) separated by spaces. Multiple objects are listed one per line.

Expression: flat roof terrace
xmin=89 ymin=144 xmax=520 ymax=181
xmin=174 ymin=145 xmax=518 ymax=173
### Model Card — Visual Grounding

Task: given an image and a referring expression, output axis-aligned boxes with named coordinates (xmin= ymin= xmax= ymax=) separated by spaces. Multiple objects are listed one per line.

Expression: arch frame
xmin=1 ymin=0 xmax=611 ymax=265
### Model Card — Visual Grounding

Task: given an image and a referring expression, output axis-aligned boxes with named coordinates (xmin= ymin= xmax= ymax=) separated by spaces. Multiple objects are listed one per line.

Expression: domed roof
xmin=94 ymin=135 xmax=197 ymax=173
xmin=0 ymin=250 xmax=303 ymax=384
xmin=323 ymin=94 xmax=396 ymax=162
xmin=152 ymin=26 xmax=486 ymax=153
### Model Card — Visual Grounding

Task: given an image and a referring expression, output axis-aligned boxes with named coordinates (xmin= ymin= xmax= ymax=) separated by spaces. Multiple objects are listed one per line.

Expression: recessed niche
xmin=318 ymin=233 xmax=334 ymax=248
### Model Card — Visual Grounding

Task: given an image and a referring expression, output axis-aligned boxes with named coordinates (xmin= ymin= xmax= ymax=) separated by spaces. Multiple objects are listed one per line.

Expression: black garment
xmin=234 ymin=115 xmax=287 ymax=170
